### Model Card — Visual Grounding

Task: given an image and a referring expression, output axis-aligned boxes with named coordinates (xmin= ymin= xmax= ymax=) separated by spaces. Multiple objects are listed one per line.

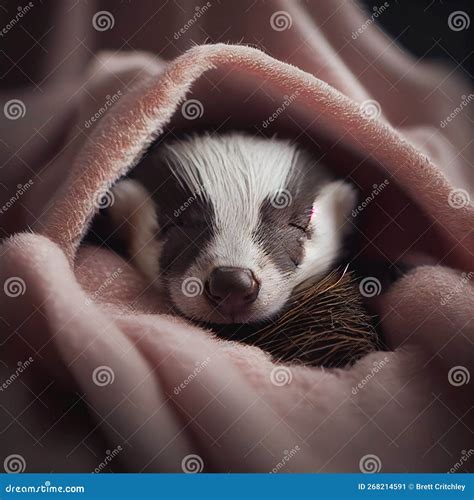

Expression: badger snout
xmin=205 ymin=266 xmax=260 ymax=318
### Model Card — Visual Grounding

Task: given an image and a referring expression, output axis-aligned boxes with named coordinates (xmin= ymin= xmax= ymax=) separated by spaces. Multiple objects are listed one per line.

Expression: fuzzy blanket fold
xmin=0 ymin=0 xmax=472 ymax=473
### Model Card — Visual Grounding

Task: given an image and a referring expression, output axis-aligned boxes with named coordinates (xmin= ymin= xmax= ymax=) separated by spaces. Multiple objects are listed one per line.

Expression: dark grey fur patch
xmin=255 ymin=156 xmax=323 ymax=273
xmin=131 ymin=149 xmax=215 ymax=277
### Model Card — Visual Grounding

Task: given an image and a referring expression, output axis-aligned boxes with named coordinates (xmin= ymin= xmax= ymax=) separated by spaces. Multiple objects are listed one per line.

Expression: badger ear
xmin=107 ymin=178 xmax=162 ymax=280
xmin=310 ymin=180 xmax=357 ymax=236
xmin=295 ymin=180 xmax=357 ymax=287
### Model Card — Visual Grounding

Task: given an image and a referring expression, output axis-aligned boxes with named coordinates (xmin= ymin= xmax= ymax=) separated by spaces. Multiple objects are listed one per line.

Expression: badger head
xmin=113 ymin=133 xmax=357 ymax=324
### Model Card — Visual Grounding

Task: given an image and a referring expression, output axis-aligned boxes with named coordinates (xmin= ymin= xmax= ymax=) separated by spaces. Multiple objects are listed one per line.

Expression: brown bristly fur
xmin=210 ymin=268 xmax=381 ymax=368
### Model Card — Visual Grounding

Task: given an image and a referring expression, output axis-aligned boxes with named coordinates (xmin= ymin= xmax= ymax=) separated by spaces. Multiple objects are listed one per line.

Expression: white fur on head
xmin=162 ymin=134 xmax=300 ymax=224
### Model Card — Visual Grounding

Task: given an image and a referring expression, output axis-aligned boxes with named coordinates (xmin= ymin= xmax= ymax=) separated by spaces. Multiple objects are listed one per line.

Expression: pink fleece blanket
xmin=0 ymin=1 xmax=472 ymax=473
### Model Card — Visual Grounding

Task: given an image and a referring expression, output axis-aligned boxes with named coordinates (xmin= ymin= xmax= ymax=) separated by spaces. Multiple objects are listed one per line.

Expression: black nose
xmin=206 ymin=267 xmax=259 ymax=313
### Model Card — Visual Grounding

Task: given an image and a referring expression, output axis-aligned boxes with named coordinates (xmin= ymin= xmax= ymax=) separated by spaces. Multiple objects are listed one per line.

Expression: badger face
xmin=118 ymin=133 xmax=357 ymax=324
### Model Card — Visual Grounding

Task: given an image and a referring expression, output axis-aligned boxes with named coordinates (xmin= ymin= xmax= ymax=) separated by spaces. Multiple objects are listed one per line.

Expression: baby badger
xmin=106 ymin=133 xmax=357 ymax=324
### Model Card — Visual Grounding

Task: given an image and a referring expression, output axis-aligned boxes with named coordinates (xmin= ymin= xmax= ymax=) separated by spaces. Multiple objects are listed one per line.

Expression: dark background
xmin=361 ymin=0 xmax=472 ymax=77
xmin=0 ymin=0 xmax=472 ymax=89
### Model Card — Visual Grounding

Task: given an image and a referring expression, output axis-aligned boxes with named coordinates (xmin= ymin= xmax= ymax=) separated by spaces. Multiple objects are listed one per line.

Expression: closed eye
xmin=289 ymin=222 xmax=309 ymax=233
